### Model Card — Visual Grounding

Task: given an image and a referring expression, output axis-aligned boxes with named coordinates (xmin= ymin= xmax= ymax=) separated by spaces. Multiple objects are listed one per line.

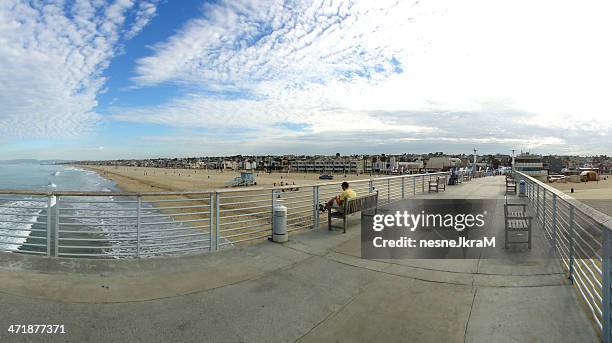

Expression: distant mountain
xmin=0 ymin=159 xmax=72 ymax=165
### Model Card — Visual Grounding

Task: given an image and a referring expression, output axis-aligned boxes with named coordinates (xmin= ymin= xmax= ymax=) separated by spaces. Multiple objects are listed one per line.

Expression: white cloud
xmin=117 ymin=0 xmax=612 ymax=154
xmin=3 ymin=0 xmax=609 ymax=155
xmin=0 ymin=0 xmax=158 ymax=138
xmin=125 ymin=0 xmax=158 ymax=39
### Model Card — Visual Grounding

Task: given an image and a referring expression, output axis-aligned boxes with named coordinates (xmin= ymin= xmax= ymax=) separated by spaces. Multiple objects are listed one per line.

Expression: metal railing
xmin=0 ymin=171 xmax=462 ymax=258
xmin=514 ymin=171 xmax=612 ymax=341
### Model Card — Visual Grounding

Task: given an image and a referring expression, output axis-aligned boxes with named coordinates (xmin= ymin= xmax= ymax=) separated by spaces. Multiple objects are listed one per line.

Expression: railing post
xmin=421 ymin=175 xmax=425 ymax=193
xmin=413 ymin=176 xmax=416 ymax=195
xmin=551 ymin=193 xmax=557 ymax=251
xmin=54 ymin=195 xmax=60 ymax=257
xmin=542 ymin=190 xmax=547 ymax=227
xmin=46 ymin=195 xmax=53 ymax=257
xmin=136 ymin=195 xmax=141 ymax=258
xmin=387 ymin=179 xmax=390 ymax=203
xmin=209 ymin=192 xmax=214 ymax=251
xmin=369 ymin=180 xmax=373 ymax=193
xmin=568 ymin=205 xmax=575 ymax=281
xmin=536 ymin=184 xmax=540 ymax=220
xmin=525 ymin=178 xmax=530 ymax=199
xmin=401 ymin=177 xmax=405 ymax=199
xmin=313 ymin=186 xmax=320 ymax=230
xmin=215 ymin=192 xmax=220 ymax=250
xmin=603 ymin=227 xmax=612 ymax=343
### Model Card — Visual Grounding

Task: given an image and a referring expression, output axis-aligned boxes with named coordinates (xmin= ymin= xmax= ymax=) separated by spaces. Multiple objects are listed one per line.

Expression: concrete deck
xmin=0 ymin=176 xmax=599 ymax=342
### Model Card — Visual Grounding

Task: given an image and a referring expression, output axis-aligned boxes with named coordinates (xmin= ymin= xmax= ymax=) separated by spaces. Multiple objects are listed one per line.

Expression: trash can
xmin=272 ymin=205 xmax=288 ymax=242
xmin=519 ymin=180 xmax=526 ymax=197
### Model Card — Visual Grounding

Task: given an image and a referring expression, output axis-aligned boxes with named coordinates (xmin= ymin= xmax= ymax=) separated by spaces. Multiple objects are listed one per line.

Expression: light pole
xmin=473 ymin=148 xmax=478 ymax=176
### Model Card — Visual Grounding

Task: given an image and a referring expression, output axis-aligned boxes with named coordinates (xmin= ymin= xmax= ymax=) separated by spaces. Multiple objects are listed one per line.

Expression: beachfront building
xmin=219 ymin=160 xmax=238 ymax=170
xmin=425 ymin=157 xmax=461 ymax=171
xmin=239 ymin=161 xmax=257 ymax=170
xmin=397 ymin=161 xmax=424 ymax=174
xmin=514 ymin=153 xmax=548 ymax=176
xmin=290 ymin=157 xmax=371 ymax=174
xmin=372 ymin=156 xmax=397 ymax=173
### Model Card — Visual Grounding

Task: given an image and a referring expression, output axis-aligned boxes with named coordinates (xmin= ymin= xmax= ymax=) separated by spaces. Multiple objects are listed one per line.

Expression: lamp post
xmin=473 ymin=148 xmax=478 ymax=176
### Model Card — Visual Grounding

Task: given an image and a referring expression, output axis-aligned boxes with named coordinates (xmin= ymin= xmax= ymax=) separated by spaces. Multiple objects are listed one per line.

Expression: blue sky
xmin=1 ymin=0 xmax=611 ymax=160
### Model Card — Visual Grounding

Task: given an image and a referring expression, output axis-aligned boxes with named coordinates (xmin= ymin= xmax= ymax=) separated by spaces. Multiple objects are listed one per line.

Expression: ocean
xmin=0 ymin=163 xmax=118 ymax=192
xmin=0 ymin=163 xmax=209 ymax=257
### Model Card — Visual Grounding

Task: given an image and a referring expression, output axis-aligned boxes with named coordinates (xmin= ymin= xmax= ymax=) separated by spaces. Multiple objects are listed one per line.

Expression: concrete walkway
xmin=0 ymin=176 xmax=599 ymax=342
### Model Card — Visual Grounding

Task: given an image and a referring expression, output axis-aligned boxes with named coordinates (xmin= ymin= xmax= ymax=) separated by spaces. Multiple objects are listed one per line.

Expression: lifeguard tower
xmin=225 ymin=171 xmax=256 ymax=187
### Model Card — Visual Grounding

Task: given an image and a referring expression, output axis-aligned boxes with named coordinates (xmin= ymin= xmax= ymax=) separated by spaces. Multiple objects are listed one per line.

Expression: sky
xmin=0 ymin=0 xmax=611 ymax=160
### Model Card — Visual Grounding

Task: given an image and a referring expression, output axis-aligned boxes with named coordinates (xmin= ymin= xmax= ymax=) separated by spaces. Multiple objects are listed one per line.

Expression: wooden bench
xmin=506 ymin=177 xmax=517 ymax=194
xmin=328 ymin=192 xmax=378 ymax=233
xmin=504 ymin=203 xmax=532 ymax=248
xmin=428 ymin=177 xmax=446 ymax=192
xmin=463 ymin=173 xmax=471 ymax=182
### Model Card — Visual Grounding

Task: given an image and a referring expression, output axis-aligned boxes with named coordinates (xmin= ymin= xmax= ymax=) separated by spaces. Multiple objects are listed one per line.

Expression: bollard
xmin=272 ymin=205 xmax=288 ymax=243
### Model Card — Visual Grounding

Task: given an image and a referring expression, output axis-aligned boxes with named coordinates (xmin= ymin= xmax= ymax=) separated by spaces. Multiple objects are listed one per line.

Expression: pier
xmin=0 ymin=173 xmax=607 ymax=342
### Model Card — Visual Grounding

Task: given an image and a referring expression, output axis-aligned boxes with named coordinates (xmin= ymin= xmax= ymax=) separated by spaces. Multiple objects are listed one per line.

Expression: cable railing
xmin=513 ymin=171 xmax=612 ymax=341
xmin=0 ymin=171 xmax=465 ymax=258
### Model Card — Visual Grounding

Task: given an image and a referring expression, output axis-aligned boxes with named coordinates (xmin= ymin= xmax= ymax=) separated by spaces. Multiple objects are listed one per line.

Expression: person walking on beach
xmin=319 ymin=182 xmax=356 ymax=212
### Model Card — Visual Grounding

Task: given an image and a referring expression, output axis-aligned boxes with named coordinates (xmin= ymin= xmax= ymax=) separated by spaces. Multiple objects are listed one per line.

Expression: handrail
xmin=514 ymin=170 xmax=612 ymax=340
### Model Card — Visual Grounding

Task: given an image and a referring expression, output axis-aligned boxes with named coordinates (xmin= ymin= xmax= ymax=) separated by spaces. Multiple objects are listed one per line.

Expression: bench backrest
xmin=343 ymin=192 xmax=378 ymax=214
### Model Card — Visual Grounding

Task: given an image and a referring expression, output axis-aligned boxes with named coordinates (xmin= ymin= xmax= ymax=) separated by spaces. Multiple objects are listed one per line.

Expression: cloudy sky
xmin=1 ymin=0 xmax=611 ymax=160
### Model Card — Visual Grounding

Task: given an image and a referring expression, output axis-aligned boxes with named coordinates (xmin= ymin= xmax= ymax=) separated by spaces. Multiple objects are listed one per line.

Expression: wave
xmin=52 ymin=171 xmax=61 ymax=176
xmin=0 ymin=200 xmax=44 ymax=252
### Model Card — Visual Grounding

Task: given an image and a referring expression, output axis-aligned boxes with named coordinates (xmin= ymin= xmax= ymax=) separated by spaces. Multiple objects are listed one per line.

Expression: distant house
xmin=426 ymin=157 xmax=460 ymax=171
xmin=290 ymin=157 xmax=370 ymax=174
xmin=220 ymin=160 xmax=238 ymax=170
xmin=397 ymin=161 xmax=423 ymax=173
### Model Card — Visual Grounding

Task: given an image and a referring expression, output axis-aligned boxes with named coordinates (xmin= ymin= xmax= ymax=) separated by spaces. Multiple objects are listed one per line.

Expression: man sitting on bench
xmin=319 ymin=182 xmax=356 ymax=213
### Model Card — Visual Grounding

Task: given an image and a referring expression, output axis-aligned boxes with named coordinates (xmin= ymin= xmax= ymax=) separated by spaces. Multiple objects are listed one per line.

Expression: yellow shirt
xmin=338 ymin=188 xmax=356 ymax=204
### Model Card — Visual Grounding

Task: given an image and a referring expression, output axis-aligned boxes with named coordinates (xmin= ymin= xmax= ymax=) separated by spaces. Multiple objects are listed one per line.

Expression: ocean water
xmin=0 ymin=163 xmax=117 ymax=191
xmin=0 ymin=163 xmax=209 ymax=257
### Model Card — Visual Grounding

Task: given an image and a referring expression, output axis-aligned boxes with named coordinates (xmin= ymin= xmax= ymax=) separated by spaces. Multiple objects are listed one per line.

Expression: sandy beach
xmin=545 ymin=175 xmax=612 ymax=216
xmin=78 ymin=165 xmax=383 ymax=193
